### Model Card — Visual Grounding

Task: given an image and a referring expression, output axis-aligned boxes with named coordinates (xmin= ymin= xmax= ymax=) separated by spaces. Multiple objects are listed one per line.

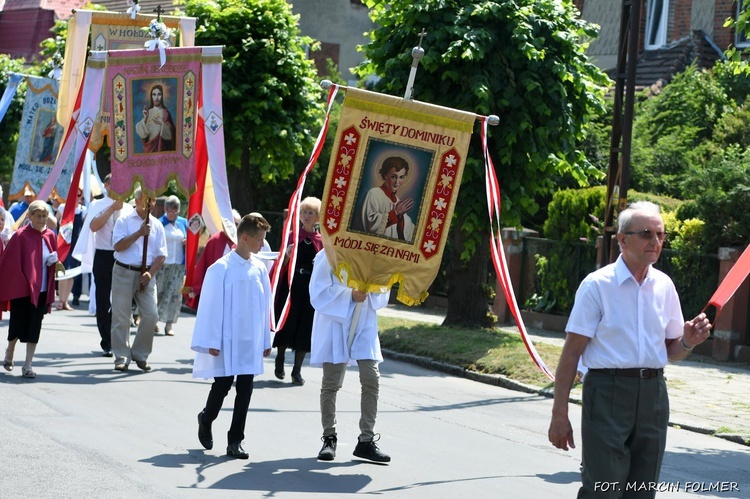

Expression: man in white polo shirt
xmin=110 ymin=187 xmax=167 ymax=372
xmin=85 ymin=174 xmax=134 ymax=357
xmin=548 ymin=201 xmax=712 ymax=498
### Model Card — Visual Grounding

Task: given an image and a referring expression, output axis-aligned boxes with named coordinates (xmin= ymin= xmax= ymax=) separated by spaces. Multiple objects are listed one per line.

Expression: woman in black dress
xmin=273 ymin=197 xmax=323 ymax=385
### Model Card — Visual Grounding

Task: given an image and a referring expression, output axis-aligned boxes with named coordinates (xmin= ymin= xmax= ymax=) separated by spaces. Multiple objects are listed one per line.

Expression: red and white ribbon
xmin=481 ymin=116 xmax=554 ymax=380
xmin=270 ymin=84 xmax=339 ymax=332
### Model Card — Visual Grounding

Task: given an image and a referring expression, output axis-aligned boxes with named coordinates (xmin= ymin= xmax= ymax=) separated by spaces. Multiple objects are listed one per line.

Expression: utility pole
xmin=600 ymin=0 xmax=641 ymax=267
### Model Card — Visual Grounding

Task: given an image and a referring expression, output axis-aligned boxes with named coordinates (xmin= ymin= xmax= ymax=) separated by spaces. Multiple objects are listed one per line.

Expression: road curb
xmin=382 ymin=348 xmax=750 ymax=447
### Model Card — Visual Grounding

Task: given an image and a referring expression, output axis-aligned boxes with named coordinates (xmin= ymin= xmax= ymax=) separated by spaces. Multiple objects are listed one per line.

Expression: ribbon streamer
xmin=481 ymin=117 xmax=555 ymax=380
xmin=704 ymin=244 xmax=750 ymax=325
xmin=0 ymin=73 xmax=23 ymax=125
xmin=270 ymin=84 xmax=339 ymax=332
xmin=145 ymin=38 xmax=170 ymax=68
xmin=127 ymin=1 xmax=141 ymax=20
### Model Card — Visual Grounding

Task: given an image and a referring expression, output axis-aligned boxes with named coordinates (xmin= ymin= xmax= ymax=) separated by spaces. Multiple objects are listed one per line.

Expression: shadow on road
xmin=142 ymin=452 xmax=374 ymax=494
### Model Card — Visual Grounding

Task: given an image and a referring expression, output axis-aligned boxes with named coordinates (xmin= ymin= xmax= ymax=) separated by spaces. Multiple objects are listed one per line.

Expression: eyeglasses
xmin=623 ymin=229 xmax=668 ymax=242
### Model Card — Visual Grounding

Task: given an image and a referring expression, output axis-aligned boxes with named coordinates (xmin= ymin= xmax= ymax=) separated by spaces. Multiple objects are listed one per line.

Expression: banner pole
xmin=404 ymin=29 xmax=427 ymax=100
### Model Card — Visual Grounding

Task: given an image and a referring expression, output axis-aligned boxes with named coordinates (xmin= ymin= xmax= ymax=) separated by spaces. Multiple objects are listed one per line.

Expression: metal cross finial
xmin=153 ymin=4 xmax=164 ymax=22
xmin=417 ymin=28 xmax=427 ymax=49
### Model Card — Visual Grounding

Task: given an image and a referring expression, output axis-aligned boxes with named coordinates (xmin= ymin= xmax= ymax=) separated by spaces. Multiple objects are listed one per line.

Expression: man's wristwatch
xmin=680 ymin=337 xmax=695 ymax=351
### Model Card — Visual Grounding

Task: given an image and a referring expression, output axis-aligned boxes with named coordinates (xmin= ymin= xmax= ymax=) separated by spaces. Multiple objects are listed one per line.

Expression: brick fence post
xmin=712 ymin=247 xmax=750 ymax=361
xmin=493 ymin=227 xmax=539 ymax=323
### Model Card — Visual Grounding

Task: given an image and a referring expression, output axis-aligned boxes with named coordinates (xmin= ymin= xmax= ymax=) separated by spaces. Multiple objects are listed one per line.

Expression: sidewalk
xmin=379 ymin=304 xmax=750 ymax=446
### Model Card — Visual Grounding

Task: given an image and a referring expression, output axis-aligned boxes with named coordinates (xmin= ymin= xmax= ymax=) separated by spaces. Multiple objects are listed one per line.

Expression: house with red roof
xmin=0 ymin=0 xmax=87 ymax=61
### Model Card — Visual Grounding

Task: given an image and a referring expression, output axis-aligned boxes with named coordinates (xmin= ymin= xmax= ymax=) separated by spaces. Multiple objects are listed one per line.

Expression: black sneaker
xmin=317 ymin=435 xmax=337 ymax=461
xmin=353 ymin=435 xmax=390 ymax=463
xmin=227 ymin=441 xmax=249 ymax=459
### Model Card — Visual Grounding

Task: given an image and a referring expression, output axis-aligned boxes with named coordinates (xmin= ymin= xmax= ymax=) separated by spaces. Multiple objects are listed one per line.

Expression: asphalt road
xmin=1 ymin=306 xmax=749 ymax=498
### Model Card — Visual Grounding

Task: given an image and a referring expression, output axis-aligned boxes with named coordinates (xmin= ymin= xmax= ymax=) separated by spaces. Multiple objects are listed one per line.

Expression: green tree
xmin=181 ymin=0 xmax=324 ymax=214
xmin=630 ymin=64 xmax=730 ymax=198
xmin=356 ymin=0 xmax=609 ymax=326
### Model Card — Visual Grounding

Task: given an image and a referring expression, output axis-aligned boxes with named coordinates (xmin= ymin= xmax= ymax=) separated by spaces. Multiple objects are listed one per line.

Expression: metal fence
xmin=519 ymin=237 xmax=720 ymax=319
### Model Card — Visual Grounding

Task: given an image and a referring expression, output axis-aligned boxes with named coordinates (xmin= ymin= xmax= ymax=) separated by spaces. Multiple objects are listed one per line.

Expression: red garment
xmin=0 ymin=224 xmax=57 ymax=313
xmin=0 ymin=241 xmax=3 ymax=318
xmin=141 ymin=107 xmax=176 ymax=152
xmin=184 ymin=231 xmax=235 ymax=310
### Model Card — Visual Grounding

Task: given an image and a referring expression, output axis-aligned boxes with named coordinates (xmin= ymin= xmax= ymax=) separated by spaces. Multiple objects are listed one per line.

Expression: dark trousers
xmin=578 ymin=371 xmax=669 ymax=499
xmin=93 ymin=250 xmax=115 ymax=351
xmin=72 ymin=271 xmax=82 ymax=299
xmin=8 ymin=291 xmax=48 ymax=343
xmin=203 ymin=374 xmax=255 ymax=444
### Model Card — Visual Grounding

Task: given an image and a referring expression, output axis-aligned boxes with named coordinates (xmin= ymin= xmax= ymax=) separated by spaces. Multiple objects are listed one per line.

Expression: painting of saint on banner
xmin=107 ymin=46 xmax=201 ymax=200
xmin=350 ymin=140 xmax=432 ymax=245
xmin=318 ymin=87 xmax=476 ymax=305
xmin=133 ymin=80 xmax=178 ymax=154
xmin=10 ymin=76 xmax=75 ymax=201
xmin=32 ymin=110 xmax=62 ymax=164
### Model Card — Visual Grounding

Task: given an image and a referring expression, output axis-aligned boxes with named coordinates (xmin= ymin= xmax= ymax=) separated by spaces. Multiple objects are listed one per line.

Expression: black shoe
xmin=197 ymin=411 xmax=213 ymax=450
xmin=291 ymin=372 xmax=305 ymax=385
xmin=102 ymin=349 xmax=113 ymax=358
xmin=227 ymin=441 xmax=249 ymax=459
xmin=135 ymin=360 xmax=152 ymax=372
xmin=317 ymin=435 xmax=337 ymax=461
xmin=72 ymin=297 xmax=80 ymax=306
xmin=353 ymin=436 xmax=390 ymax=463
xmin=274 ymin=356 xmax=285 ymax=380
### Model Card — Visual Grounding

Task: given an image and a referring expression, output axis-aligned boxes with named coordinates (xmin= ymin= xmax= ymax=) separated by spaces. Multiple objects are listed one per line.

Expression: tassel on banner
xmin=270 ymin=83 xmax=339 ymax=332
xmin=481 ymin=117 xmax=555 ymax=381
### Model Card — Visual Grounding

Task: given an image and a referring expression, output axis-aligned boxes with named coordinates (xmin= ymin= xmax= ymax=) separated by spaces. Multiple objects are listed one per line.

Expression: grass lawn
xmin=378 ymin=316 xmax=563 ymax=390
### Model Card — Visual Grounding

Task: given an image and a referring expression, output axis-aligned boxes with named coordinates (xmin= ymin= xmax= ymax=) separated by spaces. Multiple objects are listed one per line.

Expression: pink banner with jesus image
xmin=106 ymin=47 xmax=201 ymax=200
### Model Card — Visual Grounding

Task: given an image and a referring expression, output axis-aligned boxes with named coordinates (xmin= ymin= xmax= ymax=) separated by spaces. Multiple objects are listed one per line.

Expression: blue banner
xmin=10 ymin=76 xmax=75 ymax=201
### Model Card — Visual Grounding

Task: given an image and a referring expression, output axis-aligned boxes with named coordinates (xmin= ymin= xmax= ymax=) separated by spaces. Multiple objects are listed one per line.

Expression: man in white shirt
xmin=548 ymin=201 xmax=712 ymax=498
xmin=84 ymin=174 xmax=134 ymax=357
xmin=110 ymin=187 xmax=167 ymax=372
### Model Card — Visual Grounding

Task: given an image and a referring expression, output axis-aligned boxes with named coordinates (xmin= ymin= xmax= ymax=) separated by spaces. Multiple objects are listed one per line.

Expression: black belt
xmin=590 ymin=368 xmax=663 ymax=379
xmin=115 ymin=260 xmax=143 ymax=272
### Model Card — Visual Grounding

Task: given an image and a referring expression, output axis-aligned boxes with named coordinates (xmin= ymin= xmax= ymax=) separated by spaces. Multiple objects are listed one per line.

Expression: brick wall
xmin=713 ymin=0 xmax=736 ymax=48
xmin=673 ymin=0 xmax=694 ymax=39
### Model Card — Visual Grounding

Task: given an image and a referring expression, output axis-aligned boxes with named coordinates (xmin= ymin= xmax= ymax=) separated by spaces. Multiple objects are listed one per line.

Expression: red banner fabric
xmin=707 ymin=244 xmax=750 ymax=311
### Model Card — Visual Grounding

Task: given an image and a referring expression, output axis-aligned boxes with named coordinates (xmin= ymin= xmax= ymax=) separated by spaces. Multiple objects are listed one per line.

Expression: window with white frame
xmin=737 ymin=1 xmax=749 ymax=47
xmin=645 ymin=0 xmax=669 ymax=50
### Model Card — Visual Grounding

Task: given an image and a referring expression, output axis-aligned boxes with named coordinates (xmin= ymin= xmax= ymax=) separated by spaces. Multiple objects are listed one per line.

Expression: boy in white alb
xmin=191 ymin=214 xmax=272 ymax=459
xmin=309 ymin=248 xmax=391 ymax=463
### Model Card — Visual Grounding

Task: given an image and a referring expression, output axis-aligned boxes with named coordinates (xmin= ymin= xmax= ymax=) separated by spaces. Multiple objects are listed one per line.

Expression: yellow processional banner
xmin=320 ymin=88 xmax=476 ymax=305
xmin=58 ymin=10 xmax=195 ymax=151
